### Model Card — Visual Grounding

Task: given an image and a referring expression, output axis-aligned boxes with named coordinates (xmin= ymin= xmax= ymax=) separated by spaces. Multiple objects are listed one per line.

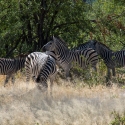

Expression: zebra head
xmin=42 ymin=36 xmax=56 ymax=52
xmin=87 ymin=40 xmax=97 ymax=50
xmin=42 ymin=36 xmax=68 ymax=54
xmin=89 ymin=40 xmax=113 ymax=57
xmin=85 ymin=40 xmax=101 ymax=54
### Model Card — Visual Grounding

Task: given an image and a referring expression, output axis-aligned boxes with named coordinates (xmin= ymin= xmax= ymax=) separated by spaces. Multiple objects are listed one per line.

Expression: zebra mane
xmin=77 ymin=41 xmax=91 ymax=47
xmin=89 ymin=40 xmax=112 ymax=51
xmin=54 ymin=36 xmax=68 ymax=49
xmin=99 ymin=42 xmax=112 ymax=51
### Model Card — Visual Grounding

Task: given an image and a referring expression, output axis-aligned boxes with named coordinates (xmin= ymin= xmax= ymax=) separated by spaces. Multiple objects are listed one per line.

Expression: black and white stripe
xmin=71 ymin=40 xmax=95 ymax=51
xmin=87 ymin=40 xmax=125 ymax=80
xmin=25 ymin=52 xmax=57 ymax=92
xmin=0 ymin=57 xmax=25 ymax=86
xmin=71 ymin=40 xmax=99 ymax=71
xmin=42 ymin=37 xmax=98 ymax=78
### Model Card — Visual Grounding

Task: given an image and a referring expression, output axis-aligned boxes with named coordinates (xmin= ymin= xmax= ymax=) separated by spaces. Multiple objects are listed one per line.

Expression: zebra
xmin=86 ymin=40 xmax=125 ymax=81
xmin=42 ymin=36 xmax=98 ymax=79
xmin=25 ymin=52 xmax=57 ymax=92
xmin=0 ymin=57 xmax=26 ymax=87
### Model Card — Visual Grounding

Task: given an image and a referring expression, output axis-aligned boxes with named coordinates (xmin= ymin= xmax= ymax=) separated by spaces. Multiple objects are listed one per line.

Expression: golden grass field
xmin=0 ymin=75 xmax=125 ymax=125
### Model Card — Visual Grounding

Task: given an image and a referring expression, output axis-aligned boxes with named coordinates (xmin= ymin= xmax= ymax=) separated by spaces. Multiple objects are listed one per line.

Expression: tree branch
xmin=53 ymin=21 xmax=81 ymax=30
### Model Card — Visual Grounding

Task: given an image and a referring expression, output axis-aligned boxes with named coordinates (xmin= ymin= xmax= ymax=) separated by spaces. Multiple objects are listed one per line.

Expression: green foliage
xmin=110 ymin=111 xmax=125 ymax=125
xmin=0 ymin=0 xmax=125 ymax=57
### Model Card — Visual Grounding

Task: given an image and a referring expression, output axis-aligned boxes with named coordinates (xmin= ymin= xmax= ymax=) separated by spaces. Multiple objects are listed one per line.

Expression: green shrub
xmin=110 ymin=111 xmax=125 ymax=125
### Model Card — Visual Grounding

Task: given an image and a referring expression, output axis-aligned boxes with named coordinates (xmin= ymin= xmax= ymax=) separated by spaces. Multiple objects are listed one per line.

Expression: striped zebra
xmin=0 ymin=57 xmax=26 ymax=87
xmin=25 ymin=52 xmax=57 ymax=92
xmin=42 ymin=36 xmax=98 ymax=78
xmin=86 ymin=40 xmax=125 ymax=81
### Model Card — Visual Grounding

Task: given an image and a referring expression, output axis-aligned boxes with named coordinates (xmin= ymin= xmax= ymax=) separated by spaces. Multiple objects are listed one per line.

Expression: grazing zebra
xmin=25 ymin=52 xmax=57 ymax=92
xmin=86 ymin=40 xmax=125 ymax=81
xmin=42 ymin=36 xmax=98 ymax=78
xmin=0 ymin=57 xmax=26 ymax=87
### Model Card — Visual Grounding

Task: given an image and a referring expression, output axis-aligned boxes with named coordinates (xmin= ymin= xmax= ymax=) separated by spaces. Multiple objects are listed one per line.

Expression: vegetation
xmin=0 ymin=78 xmax=125 ymax=125
xmin=111 ymin=111 xmax=125 ymax=125
xmin=0 ymin=0 xmax=125 ymax=57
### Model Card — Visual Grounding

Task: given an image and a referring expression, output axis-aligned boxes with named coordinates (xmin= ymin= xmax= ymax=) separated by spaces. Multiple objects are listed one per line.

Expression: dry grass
xmin=0 ymin=75 xmax=125 ymax=125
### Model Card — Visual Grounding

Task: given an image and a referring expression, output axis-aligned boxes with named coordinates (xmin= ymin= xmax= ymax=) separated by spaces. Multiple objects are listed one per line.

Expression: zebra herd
xmin=42 ymin=37 xmax=98 ymax=78
xmin=1 ymin=36 xmax=125 ymax=93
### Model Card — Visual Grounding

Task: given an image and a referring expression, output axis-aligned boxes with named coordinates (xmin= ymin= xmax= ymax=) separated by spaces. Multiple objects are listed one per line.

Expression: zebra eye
xmin=49 ymin=42 xmax=52 ymax=45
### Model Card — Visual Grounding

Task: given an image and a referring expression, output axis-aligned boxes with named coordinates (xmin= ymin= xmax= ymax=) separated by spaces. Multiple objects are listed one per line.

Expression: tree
xmin=0 ymin=0 xmax=125 ymax=57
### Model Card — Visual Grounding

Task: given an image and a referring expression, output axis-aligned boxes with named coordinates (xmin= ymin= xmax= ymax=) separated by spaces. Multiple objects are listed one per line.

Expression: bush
xmin=110 ymin=111 xmax=125 ymax=125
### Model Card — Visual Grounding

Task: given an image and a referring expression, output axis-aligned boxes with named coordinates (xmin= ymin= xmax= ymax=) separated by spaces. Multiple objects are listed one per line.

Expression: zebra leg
xmin=11 ymin=74 xmax=15 ymax=85
xmin=50 ymin=71 xmax=58 ymax=96
xmin=64 ymin=64 xmax=71 ymax=79
xmin=112 ymin=68 xmax=116 ymax=76
xmin=25 ymin=59 xmax=31 ymax=83
xmin=65 ymin=68 xmax=71 ymax=83
xmin=92 ymin=65 xmax=97 ymax=72
xmin=106 ymin=68 xmax=111 ymax=82
xmin=25 ymin=65 xmax=31 ymax=86
xmin=50 ymin=79 xmax=54 ymax=97
xmin=4 ymin=75 xmax=11 ymax=87
xmin=65 ymin=70 xmax=70 ymax=78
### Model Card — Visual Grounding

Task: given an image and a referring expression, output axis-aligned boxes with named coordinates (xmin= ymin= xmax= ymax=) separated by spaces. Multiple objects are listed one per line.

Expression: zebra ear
xmin=53 ymin=36 xmax=55 ymax=40
xmin=53 ymin=36 xmax=57 ymax=42
xmin=91 ymin=40 xmax=97 ymax=46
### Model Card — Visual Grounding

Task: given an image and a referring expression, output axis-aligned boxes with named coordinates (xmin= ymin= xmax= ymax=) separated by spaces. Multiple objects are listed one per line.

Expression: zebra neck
xmin=99 ymin=50 xmax=111 ymax=60
xmin=56 ymin=49 xmax=70 ymax=60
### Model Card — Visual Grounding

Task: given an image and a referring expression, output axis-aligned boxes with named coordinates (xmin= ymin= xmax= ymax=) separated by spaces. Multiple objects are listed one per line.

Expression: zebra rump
xmin=25 ymin=52 xmax=57 ymax=91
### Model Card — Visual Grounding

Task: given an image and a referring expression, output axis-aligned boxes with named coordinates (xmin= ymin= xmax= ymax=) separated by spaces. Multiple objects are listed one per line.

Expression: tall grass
xmin=0 ymin=75 xmax=125 ymax=125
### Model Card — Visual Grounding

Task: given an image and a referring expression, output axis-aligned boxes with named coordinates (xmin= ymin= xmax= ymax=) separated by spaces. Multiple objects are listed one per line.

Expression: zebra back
xmin=0 ymin=57 xmax=25 ymax=75
xmin=71 ymin=40 xmax=97 ymax=51
xmin=70 ymin=40 xmax=99 ymax=70
xmin=71 ymin=48 xmax=98 ymax=69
